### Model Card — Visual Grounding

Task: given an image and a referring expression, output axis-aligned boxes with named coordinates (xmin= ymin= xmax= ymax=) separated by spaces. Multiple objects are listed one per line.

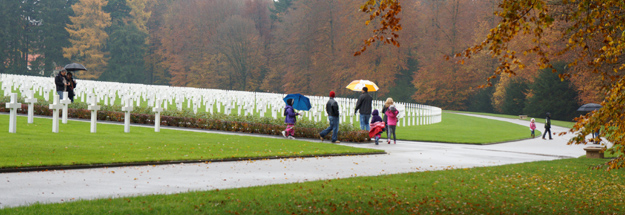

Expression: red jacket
xmin=369 ymin=121 xmax=386 ymax=138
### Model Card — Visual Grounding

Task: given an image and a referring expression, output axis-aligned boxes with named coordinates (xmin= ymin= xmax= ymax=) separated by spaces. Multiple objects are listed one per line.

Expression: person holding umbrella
xmin=354 ymin=87 xmax=373 ymax=131
xmin=319 ymin=91 xmax=340 ymax=143
xmin=66 ymin=72 xmax=77 ymax=103
xmin=54 ymin=70 xmax=69 ymax=99
xmin=282 ymin=98 xmax=301 ymax=139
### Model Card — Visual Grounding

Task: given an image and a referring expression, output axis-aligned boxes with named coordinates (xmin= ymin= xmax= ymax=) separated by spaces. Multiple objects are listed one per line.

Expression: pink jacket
xmin=385 ymin=109 xmax=399 ymax=126
xmin=529 ymin=122 xmax=536 ymax=131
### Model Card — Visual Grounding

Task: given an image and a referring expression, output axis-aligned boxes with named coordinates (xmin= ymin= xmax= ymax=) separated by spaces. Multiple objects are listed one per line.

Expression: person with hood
xmin=369 ymin=109 xmax=385 ymax=145
xmin=54 ymin=70 xmax=69 ymax=99
xmin=542 ymin=112 xmax=552 ymax=140
xmin=319 ymin=91 xmax=340 ymax=143
xmin=385 ymin=105 xmax=399 ymax=144
xmin=282 ymin=98 xmax=301 ymax=139
xmin=354 ymin=87 xmax=373 ymax=131
xmin=66 ymin=72 xmax=77 ymax=103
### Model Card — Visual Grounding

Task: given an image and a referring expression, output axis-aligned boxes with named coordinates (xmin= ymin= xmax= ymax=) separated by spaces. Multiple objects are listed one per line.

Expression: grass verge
xmin=3 ymin=158 xmax=623 ymax=214
xmin=449 ymin=110 xmax=576 ymax=128
xmin=0 ymin=114 xmax=381 ymax=169
xmin=385 ymin=112 xmax=538 ymax=144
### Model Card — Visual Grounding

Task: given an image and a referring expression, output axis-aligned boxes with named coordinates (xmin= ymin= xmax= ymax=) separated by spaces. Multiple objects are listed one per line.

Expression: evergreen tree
xmin=101 ymin=0 xmax=148 ymax=83
xmin=270 ymin=0 xmax=295 ymax=22
xmin=468 ymin=87 xmax=495 ymax=113
xmin=38 ymin=0 xmax=75 ymax=76
xmin=524 ymin=62 xmax=580 ymax=121
xmin=387 ymin=57 xmax=417 ymax=103
xmin=99 ymin=23 xmax=147 ymax=83
xmin=502 ymin=78 xmax=528 ymax=115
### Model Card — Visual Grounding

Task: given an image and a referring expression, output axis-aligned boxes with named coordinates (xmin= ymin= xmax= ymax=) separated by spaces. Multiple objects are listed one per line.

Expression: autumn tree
xmin=63 ymin=0 xmax=112 ymax=79
xmin=457 ymin=0 xmax=625 ymax=169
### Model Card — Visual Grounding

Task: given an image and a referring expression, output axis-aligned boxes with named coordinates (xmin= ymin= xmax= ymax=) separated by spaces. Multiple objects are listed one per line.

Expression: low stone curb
xmin=0 ymin=151 xmax=387 ymax=173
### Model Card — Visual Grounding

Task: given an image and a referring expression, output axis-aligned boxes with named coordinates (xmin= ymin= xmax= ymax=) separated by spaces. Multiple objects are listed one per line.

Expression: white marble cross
xmin=153 ymin=99 xmax=163 ymax=132
xmin=87 ymin=94 xmax=100 ymax=133
xmin=49 ymin=94 xmax=63 ymax=133
xmin=60 ymin=92 xmax=71 ymax=124
xmin=6 ymin=93 xmax=21 ymax=133
xmin=122 ymin=97 xmax=134 ymax=133
xmin=25 ymin=90 xmax=37 ymax=124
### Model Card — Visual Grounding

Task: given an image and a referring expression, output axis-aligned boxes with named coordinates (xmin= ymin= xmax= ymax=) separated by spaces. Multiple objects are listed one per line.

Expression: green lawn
xmin=0 ymin=114 xmax=382 ymax=169
xmin=384 ymin=112 xmax=538 ymax=144
xmin=3 ymin=158 xmax=622 ymax=214
xmin=450 ymin=110 xmax=577 ymax=128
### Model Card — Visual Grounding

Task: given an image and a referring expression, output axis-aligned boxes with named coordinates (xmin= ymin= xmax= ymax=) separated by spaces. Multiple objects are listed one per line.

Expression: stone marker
xmin=60 ymin=92 xmax=71 ymax=124
xmin=49 ymin=94 xmax=63 ymax=133
xmin=122 ymin=97 xmax=134 ymax=133
xmin=25 ymin=90 xmax=37 ymax=124
xmin=153 ymin=99 xmax=163 ymax=132
xmin=87 ymin=94 xmax=100 ymax=133
xmin=584 ymin=147 xmax=604 ymax=159
xmin=6 ymin=93 xmax=21 ymax=133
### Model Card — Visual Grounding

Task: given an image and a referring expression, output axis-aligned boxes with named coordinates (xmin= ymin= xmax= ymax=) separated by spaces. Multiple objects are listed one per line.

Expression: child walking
xmin=369 ymin=109 xmax=385 ymax=145
xmin=282 ymin=99 xmax=300 ymax=139
xmin=529 ymin=118 xmax=537 ymax=138
xmin=385 ymin=105 xmax=399 ymax=144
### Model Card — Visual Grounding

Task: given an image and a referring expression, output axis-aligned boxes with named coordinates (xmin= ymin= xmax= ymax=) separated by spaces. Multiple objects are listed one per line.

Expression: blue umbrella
xmin=283 ymin=94 xmax=311 ymax=111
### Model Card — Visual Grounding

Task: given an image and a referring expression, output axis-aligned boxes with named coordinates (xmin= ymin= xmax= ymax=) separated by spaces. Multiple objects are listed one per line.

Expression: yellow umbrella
xmin=346 ymin=80 xmax=379 ymax=92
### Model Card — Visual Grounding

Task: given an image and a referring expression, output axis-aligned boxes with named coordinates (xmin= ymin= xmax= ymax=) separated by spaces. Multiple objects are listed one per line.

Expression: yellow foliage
xmin=63 ymin=0 xmax=112 ymax=80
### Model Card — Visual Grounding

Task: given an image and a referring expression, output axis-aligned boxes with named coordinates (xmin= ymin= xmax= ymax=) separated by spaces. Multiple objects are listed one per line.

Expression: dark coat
xmin=355 ymin=92 xmax=373 ymax=115
xmin=545 ymin=116 xmax=551 ymax=128
xmin=326 ymin=98 xmax=339 ymax=117
xmin=284 ymin=105 xmax=298 ymax=124
xmin=67 ymin=77 xmax=77 ymax=97
xmin=55 ymin=73 xmax=66 ymax=92
xmin=370 ymin=109 xmax=383 ymax=124
xmin=382 ymin=106 xmax=389 ymax=123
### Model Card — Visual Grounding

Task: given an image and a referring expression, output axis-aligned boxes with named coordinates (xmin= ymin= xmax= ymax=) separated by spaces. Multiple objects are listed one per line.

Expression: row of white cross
xmin=2 ymin=74 xmax=442 ymax=134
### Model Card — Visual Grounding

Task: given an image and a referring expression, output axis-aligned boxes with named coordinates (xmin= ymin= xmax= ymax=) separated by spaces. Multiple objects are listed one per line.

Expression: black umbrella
xmin=64 ymin=63 xmax=87 ymax=71
xmin=577 ymin=103 xmax=602 ymax=112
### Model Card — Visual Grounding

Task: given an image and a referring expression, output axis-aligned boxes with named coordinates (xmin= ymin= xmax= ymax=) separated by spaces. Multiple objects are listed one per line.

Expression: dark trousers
xmin=543 ymin=127 xmax=552 ymax=139
xmin=320 ymin=116 xmax=340 ymax=142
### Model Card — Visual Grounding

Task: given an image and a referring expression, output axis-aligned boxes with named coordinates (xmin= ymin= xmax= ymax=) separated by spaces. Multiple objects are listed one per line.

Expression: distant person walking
xmin=382 ymin=98 xmax=394 ymax=137
xmin=385 ymin=105 xmax=399 ymax=144
xmin=54 ymin=70 xmax=69 ymax=99
xmin=282 ymin=98 xmax=300 ymax=139
xmin=529 ymin=118 xmax=536 ymax=138
xmin=319 ymin=91 xmax=340 ymax=143
xmin=66 ymin=72 xmax=77 ymax=103
xmin=542 ymin=112 xmax=552 ymax=140
xmin=354 ymin=87 xmax=373 ymax=131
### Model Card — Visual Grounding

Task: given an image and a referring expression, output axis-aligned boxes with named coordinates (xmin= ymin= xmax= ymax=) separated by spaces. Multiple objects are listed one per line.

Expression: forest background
xmin=0 ymin=0 xmax=598 ymax=121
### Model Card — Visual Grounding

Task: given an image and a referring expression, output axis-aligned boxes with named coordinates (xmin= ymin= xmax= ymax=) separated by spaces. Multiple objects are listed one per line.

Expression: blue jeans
xmin=360 ymin=114 xmax=371 ymax=131
xmin=57 ymin=91 xmax=64 ymax=100
xmin=320 ymin=115 xmax=340 ymax=142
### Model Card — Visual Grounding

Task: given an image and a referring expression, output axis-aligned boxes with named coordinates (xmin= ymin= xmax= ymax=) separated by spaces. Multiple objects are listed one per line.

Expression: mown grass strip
xmin=450 ymin=110 xmax=576 ymax=129
xmin=0 ymin=114 xmax=382 ymax=169
xmin=387 ymin=112 xmax=537 ymax=144
xmin=3 ymin=158 xmax=622 ymax=214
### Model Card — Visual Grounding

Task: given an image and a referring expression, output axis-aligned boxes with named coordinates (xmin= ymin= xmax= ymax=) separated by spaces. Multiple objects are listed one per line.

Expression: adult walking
xmin=54 ymin=70 xmax=69 ymax=99
xmin=320 ymin=91 xmax=340 ymax=143
xmin=542 ymin=112 xmax=552 ymax=140
xmin=382 ymin=98 xmax=394 ymax=137
xmin=354 ymin=87 xmax=373 ymax=131
xmin=66 ymin=72 xmax=77 ymax=103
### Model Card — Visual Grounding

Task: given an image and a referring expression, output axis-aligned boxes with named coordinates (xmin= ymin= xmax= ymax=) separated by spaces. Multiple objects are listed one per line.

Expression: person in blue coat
xmin=282 ymin=98 xmax=301 ymax=139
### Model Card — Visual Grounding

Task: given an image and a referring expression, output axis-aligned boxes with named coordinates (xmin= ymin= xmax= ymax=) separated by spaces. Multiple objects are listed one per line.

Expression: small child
xmin=529 ymin=118 xmax=536 ymax=138
xmin=282 ymin=99 xmax=300 ymax=139
xmin=385 ymin=105 xmax=399 ymax=144
xmin=369 ymin=109 xmax=385 ymax=145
